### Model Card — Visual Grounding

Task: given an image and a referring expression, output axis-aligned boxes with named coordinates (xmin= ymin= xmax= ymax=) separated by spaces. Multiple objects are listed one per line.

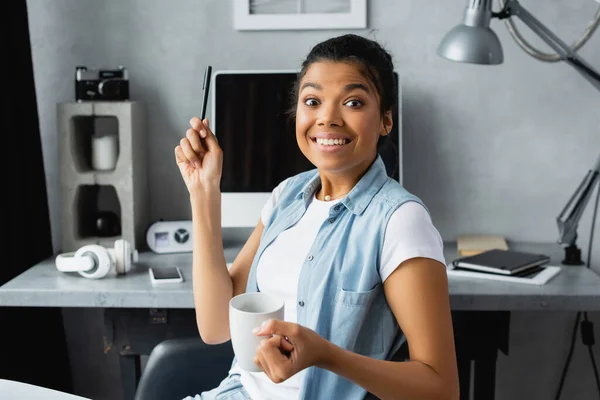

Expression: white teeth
xmin=316 ymin=138 xmax=348 ymax=146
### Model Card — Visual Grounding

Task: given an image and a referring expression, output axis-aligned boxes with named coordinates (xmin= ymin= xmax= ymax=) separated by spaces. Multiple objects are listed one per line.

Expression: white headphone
xmin=55 ymin=239 xmax=139 ymax=279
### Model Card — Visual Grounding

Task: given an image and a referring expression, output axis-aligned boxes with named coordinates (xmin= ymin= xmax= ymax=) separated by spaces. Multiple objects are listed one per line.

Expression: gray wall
xmin=26 ymin=0 xmax=600 ymax=399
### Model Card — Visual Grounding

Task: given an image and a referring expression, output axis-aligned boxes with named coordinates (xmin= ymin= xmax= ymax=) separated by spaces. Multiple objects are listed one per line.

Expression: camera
xmin=75 ymin=65 xmax=129 ymax=101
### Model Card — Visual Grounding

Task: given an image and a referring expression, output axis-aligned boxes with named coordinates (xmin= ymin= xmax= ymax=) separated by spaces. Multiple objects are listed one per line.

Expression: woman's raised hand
xmin=175 ymin=117 xmax=223 ymax=194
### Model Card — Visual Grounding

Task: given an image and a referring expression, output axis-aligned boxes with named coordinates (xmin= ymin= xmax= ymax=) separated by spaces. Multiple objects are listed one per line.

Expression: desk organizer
xmin=57 ymin=101 xmax=149 ymax=252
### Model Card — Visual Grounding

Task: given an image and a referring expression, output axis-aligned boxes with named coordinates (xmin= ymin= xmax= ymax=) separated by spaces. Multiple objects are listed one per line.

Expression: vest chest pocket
xmin=331 ymin=284 xmax=384 ymax=356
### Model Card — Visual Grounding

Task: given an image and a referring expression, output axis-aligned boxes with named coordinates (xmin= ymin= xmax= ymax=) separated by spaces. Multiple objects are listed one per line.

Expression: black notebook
xmin=452 ymin=249 xmax=551 ymax=276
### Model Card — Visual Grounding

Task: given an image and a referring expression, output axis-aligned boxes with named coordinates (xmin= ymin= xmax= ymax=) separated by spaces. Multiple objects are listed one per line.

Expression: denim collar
xmin=295 ymin=155 xmax=389 ymax=215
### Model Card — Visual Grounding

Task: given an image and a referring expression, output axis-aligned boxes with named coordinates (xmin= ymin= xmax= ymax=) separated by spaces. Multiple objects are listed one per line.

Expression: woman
xmin=176 ymin=34 xmax=459 ymax=400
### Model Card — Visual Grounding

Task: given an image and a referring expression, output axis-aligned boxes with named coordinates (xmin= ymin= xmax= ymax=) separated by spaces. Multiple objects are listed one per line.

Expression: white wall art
xmin=233 ymin=0 xmax=367 ymax=31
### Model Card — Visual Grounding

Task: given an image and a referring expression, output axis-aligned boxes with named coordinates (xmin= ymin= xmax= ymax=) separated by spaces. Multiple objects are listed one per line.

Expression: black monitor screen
xmin=214 ymin=72 xmax=400 ymax=192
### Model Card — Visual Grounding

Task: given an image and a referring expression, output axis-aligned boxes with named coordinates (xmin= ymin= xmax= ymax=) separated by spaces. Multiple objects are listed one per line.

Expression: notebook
xmin=452 ymin=249 xmax=550 ymax=276
xmin=446 ymin=263 xmax=561 ymax=285
xmin=456 ymin=235 xmax=508 ymax=257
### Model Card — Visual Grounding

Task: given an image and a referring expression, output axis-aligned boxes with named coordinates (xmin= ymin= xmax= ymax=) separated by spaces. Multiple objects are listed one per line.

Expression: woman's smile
xmin=309 ymin=134 xmax=354 ymax=154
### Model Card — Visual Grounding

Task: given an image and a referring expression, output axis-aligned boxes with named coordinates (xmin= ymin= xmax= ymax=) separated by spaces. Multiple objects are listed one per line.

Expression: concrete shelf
xmin=57 ymin=101 xmax=149 ymax=252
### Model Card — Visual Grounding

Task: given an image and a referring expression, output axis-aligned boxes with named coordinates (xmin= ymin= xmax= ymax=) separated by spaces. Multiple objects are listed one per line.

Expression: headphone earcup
xmin=114 ymin=239 xmax=137 ymax=275
xmin=75 ymin=244 xmax=112 ymax=279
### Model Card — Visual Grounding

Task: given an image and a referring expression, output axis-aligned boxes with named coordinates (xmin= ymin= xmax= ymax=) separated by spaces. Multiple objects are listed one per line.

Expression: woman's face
xmin=295 ymin=61 xmax=392 ymax=176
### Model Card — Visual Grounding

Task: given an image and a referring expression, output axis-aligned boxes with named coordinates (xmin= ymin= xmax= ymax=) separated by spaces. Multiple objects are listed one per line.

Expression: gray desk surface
xmin=1 ymin=241 xmax=599 ymax=311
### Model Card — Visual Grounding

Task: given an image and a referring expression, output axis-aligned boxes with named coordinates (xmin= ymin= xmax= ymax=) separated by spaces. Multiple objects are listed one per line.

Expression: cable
xmin=554 ymin=312 xmax=581 ymax=400
xmin=554 ymin=183 xmax=600 ymax=400
xmin=497 ymin=0 xmax=600 ymax=62
xmin=583 ymin=313 xmax=600 ymax=393
xmin=588 ymin=342 xmax=600 ymax=393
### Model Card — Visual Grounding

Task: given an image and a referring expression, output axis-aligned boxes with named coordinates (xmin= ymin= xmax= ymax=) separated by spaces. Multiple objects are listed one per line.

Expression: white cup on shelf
xmin=91 ymin=133 xmax=118 ymax=171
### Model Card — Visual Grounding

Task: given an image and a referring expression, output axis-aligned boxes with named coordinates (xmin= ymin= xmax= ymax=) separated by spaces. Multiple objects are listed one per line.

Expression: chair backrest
xmin=134 ymin=338 xmax=234 ymax=400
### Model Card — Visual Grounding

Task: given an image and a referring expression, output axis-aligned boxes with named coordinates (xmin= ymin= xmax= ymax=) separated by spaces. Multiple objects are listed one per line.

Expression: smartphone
xmin=149 ymin=266 xmax=184 ymax=284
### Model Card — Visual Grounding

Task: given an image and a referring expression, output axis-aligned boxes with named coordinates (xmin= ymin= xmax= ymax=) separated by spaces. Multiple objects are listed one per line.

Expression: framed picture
xmin=233 ymin=0 xmax=367 ymax=31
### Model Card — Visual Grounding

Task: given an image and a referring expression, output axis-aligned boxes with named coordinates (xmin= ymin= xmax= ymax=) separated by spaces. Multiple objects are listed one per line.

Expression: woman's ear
xmin=380 ymin=110 xmax=393 ymax=136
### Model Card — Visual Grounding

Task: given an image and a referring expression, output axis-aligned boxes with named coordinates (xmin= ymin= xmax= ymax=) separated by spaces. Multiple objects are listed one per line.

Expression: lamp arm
xmin=500 ymin=0 xmax=600 ymax=93
xmin=497 ymin=1 xmax=600 ymax=253
xmin=556 ymin=153 xmax=600 ymax=247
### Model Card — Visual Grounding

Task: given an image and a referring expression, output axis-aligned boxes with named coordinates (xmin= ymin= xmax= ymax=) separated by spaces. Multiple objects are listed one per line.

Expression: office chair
xmin=134 ymin=338 xmax=234 ymax=400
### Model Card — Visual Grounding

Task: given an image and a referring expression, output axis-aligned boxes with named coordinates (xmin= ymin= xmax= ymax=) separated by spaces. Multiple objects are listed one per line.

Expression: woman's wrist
xmin=189 ymin=185 xmax=221 ymax=203
xmin=189 ymin=186 xmax=222 ymax=226
xmin=315 ymin=339 xmax=343 ymax=370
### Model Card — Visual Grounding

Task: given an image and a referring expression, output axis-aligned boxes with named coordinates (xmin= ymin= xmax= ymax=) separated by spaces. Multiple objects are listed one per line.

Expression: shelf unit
xmin=57 ymin=101 xmax=149 ymax=252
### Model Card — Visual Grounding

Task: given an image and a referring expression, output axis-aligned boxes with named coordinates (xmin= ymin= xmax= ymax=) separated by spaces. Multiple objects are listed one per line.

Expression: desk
xmin=1 ymin=241 xmax=600 ymax=400
xmin=0 ymin=379 xmax=91 ymax=400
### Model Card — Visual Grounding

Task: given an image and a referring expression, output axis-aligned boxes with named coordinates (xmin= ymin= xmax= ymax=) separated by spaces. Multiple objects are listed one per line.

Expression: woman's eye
xmin=345 ymin=99 xmax=363 ymax=108
xmin=304 ymin=98 xmax=319 ymax=106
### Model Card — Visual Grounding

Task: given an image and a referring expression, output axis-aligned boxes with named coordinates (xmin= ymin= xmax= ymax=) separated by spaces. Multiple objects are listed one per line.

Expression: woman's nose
xmin=316 ymin=104 xmax=343 ymax=127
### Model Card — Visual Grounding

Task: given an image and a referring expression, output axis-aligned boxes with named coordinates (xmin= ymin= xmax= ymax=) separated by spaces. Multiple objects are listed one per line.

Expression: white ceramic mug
xmin=91 ymin=133 xmax=118 ymax=171
xmin=229 ymin=292 xmax=285 ymax=372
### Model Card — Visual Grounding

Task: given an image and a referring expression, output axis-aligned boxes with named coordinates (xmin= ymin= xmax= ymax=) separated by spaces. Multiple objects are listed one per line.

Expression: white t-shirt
xmin=229 ymin=178 xmax=446 ymax=400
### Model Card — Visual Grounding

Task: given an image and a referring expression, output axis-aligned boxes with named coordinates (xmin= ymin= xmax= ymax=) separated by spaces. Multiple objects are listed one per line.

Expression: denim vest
xmin=245 ymin=155 xmax=427 ymax=400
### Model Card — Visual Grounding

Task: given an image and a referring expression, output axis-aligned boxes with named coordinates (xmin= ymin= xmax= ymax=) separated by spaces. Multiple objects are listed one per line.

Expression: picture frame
xmin=233 ymin=0 xmax=367 ymax=31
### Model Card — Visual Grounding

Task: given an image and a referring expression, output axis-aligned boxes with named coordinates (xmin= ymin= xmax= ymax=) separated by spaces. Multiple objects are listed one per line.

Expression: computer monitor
xmin=211 ymin=69 xmax=403 ymax=227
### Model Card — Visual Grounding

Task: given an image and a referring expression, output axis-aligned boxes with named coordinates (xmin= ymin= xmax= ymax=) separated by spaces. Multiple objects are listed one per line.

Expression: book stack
xmin=456 ymin=235 xmax=509 ymax=257
xmin=449 ymin=238 xmax=561 ymax=285
xmin=452 ymin=249 xmax=550 ymax=276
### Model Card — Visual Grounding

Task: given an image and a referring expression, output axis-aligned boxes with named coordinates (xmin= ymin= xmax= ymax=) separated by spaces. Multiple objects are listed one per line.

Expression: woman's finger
xmin=191 ymin=117 xmax=220 ymax=152
xmin=200 ymin=118 xmax=220 ymax=151
xmin=174 ymin=145 xmax=188 ymax=164
xmin=265 ymin=336 xmax=290 ymax=361
xmin=254 ymin=354 xmax=266 ymax=373
xmin=255 ymin=350 xmax=274 ymax=382
xmin=259 ymin=339 xmax=289 ymax=383
xmin=179 ymin=138 xmax=201 ymax=168
xmin=277 ymin=335 xmax=294 ymax=353
xmin=268 ymin=334 xmax=294 ymax=353
xmin=189 ymin=117 xmax=208 ymax=137
xmin=186 ymin=128 xmax=206 ymax=154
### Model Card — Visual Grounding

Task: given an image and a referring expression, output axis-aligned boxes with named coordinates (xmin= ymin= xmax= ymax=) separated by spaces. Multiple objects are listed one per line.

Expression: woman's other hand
xmin=175 ymin=117 xmax=223 ymax=194
xmin=252 ymin=320 xmax=331 ymax=383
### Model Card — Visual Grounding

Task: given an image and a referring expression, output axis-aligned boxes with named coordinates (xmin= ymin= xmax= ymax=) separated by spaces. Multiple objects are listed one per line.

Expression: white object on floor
xmin=0 ymin=379 xmax=91 ymax=400
xmin=446 ymin=264 xmax=561 ymax=285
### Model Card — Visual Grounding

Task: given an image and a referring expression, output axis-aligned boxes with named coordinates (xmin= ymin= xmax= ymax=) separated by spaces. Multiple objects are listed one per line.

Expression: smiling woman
xmin=176 ymin=34 xmax=459 ymax=400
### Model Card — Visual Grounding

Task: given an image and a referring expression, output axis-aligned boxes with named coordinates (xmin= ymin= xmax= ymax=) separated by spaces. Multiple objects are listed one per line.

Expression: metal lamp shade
xmin=437 ymin=24 xmax=504 ymax=65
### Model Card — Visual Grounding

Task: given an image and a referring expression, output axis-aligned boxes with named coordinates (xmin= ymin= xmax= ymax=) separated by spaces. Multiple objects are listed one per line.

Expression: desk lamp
xmin=438 ymin=0 xmax=600 ymax=265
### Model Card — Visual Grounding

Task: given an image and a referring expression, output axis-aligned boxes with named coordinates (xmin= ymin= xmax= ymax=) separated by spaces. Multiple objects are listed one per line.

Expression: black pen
xmin=200 ymin=65 xmax=212 ymax=121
